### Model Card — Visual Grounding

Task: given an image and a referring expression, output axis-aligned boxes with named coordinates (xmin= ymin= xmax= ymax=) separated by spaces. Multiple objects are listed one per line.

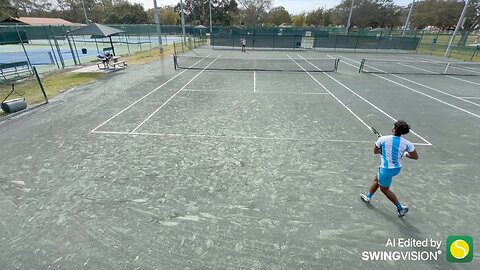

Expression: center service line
xmin=321 ymin=55 xmax=432 ymax=146
xmin=130 ymin=54 xmax=222 ymax=133
xmin=286 ymin=55 xmax=372 ymax=133
xmin=91 ymin=54 xmax=212 ymax=133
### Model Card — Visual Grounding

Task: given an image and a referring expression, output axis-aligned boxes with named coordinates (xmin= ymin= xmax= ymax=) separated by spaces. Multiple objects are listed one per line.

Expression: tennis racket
xmin=370 ymin=126 xmax=382 ymax=138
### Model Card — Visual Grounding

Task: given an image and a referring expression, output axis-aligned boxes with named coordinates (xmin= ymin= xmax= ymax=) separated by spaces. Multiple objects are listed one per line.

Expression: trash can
xmin=81 ymin=48 xmax=87 ymax=54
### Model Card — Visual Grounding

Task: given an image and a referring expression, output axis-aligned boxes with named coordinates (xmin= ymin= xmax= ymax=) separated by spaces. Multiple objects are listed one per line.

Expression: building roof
xmin=0 ymin=17 xmax=81 ymax=26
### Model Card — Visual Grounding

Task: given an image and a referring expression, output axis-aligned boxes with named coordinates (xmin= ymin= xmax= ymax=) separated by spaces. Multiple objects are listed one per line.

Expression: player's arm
xmin=404 ymin=149 xmax=418 ymax=160
xmin=403 ymin=142 xmax=418 ymax=160
xmin=374 ymin=145 xmax=381 ymax=155
xmin=374 ymin=137 xmax=383 ymax=155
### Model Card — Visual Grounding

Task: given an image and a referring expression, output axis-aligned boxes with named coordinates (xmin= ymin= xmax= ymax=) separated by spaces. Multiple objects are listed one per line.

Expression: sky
xmin=130 ymin=0 xmax=414 ymax=14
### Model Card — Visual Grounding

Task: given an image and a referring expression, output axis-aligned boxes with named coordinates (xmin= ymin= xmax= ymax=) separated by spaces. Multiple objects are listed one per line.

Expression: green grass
xmin=0 ymin=41 xmax=207 ymax=117
xmin=125 ymin=44 xmax=176 ymax=65
xmin=416 ymin=33 xmax=480 ymax=62
xmin=1 ymin=72 xmax=103 ymax=116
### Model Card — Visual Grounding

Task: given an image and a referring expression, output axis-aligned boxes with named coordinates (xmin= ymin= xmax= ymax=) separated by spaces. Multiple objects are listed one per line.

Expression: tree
xmin=265 ymin=6 xmax=291 ymax=26
xmin=238 ymin=0 xmax=272 ymax=26
xmin=462 ymin=0 xmax=480 ymax=31
xmin=291 ymin=12 xmax=306 ymax=26
xmin=147 ymin=6 xmax=180 ymax=25
xmin=330 ymin=0 xmax=401 ymax=29
xmin=212 ymin=0 xmax=240 ymax=26
xmin=305 ymin=8 xmax=324 ymax=27
xmin=410 ymin=0 xmax=463 ymax=30
xmin=0 ymin=0 xmax=18 ymax=20
xmin=106 ymin=2 xmax=148 ymax=24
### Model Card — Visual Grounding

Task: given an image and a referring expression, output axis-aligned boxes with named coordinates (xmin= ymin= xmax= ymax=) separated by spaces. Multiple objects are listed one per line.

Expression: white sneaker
xmin=398 ymin=206 xmax=409 ymax=217
xmin=360 ymin=194 xmax=371 ymax=203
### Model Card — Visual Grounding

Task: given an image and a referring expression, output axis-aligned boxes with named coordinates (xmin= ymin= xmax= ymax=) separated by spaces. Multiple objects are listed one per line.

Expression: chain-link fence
xmin=1 ymin=24 xmax=478 ymax=76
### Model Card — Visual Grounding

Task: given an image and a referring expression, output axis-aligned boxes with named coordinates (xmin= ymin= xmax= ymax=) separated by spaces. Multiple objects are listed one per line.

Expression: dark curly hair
xmin=394 ymin=120 xmax=410 ymax=136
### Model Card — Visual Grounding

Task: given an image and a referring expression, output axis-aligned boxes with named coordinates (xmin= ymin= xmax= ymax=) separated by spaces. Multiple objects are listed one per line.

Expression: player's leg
xmin=378 ymin=168 xmax=408 ymax=216
xmin=360 ymin=169 xmax=381 ymax=203
xmin=380 ymin=186 xmax=408 ymax=217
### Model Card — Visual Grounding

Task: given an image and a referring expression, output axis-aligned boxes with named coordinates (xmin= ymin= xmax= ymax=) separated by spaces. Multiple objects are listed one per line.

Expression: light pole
xmin=153 ymin=0 xmax=164 ymax=53
xmin=402 ymin=0 xmax=415 ymax=37
xmin=346 ymin=0 xmax=355 ymax=34
xmin=180 ymin=0 xmax=187 ymax=45
xmin=81 ymin=0 xmax=89 ymax=24
xmin=209 ymin=0 xmax=213 ymax=35
xmin=445 ymin=0 xmax=471 ymax=57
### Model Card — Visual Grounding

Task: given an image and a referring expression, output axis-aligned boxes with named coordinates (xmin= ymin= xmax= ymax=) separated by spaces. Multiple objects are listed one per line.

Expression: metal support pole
xmin=81 ymin=0 xmax=89 ymax=24
xmin=209 ymin=0 xmax=213 ymax=34
xmin=153 ymin=0 xmax=164 ymax=53
xmin=33 ymin=66 xmax=49 ymax=103
xmin=15 ymin=25 xmax=32 ymax=69
xmin=180 ymin=0 xmax=187 ymax=45
xmin=346 ymin=0 xmax=355 ymax=34
xmin=445 ymin=0 xmax=470 ymax=57
xmin=402 ymin=0 xmax=415 ymax=37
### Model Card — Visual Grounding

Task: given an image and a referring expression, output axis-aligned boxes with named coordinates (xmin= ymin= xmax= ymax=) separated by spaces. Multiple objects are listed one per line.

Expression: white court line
xmin=90 ymin=54 xmax=211 ymax=133
xmin=404 ymin=56 xmax=480 ymax=75
xmin=91 ymin=130 xmax=431 ymax=145
xmin=340 ymin=55 xmax=480 ymax=120
xmin=392 ymin=64 xmax=480 ymax=108
xmin=445 ymin=76 xmax=480 ymax=86
xmin=254 ymin=59 xmax=256 ymax=93
xmin=458 ymin=97 xmax=480 ymax=100
xmin=403 ymin=56 xmax=480 ymax=86
xmin=182 ymin=89 xmax=331 ymax=95
xmin=323 ymin=54 xmax=433 ymax=146
xmin=130 ymin=55 xmax=222 ymax=133
xmin=286 ymin=55 xmax=372 ymax=133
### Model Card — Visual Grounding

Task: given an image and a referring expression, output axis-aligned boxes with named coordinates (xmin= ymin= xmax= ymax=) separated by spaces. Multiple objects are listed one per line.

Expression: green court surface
xmin=0 ymin=47 xmax=479 ymax=269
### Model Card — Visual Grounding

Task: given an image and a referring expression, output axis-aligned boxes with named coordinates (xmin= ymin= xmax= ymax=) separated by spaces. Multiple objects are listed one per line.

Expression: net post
xmin=359 ymin=59 xmax=366 ymax=73
xmin=173 ymin=55 xmax=178 ymax=70
xmin=335 ymin=59 xmax=340 ymax=72
xmin=32 ymin=66 xmax=48 ymax=104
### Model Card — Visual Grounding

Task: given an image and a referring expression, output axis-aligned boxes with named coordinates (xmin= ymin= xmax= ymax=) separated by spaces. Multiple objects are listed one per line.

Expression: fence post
xmin=44 ymin=26 xmax=60 ymax=69
xmin=334 ymin=34 xmax=339 ymax=52
xmin=33 ymin=66 xmax=48 ymax=104
xmin=470 ymin=45 xmax=479 ymax=61
xmin=15 ymin=25 xmax=33 ymax=69
xmin=354 ymin=32 xmax=360 ymax=52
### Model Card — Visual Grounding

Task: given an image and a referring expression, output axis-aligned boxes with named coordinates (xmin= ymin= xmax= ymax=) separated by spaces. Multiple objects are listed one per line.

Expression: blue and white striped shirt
xmin=376 ymin=135 xmax=415 ymax=169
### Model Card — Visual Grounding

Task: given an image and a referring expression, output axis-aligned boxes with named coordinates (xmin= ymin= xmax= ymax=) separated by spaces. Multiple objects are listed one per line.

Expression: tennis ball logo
xmin=450 ymin=240 xmax=469 ymax=259
xmin=446 ymin=236 xmax=473 ymax=263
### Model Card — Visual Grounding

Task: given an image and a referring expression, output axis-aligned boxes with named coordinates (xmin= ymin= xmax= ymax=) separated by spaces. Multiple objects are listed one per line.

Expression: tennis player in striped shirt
xmin=361 ymin=120 xmax=419 ymax=217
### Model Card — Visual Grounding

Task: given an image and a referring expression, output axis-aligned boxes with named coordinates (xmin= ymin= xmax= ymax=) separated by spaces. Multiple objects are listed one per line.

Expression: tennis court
xmin=0 ymin=46 xmax=479 ymax=269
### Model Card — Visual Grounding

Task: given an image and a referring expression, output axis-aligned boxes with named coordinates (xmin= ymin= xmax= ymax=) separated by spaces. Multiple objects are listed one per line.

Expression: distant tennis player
xmin=361 ymin=120 xmax=418 ymax=217
xmin=241 ymin=37 xmax=246 ymax=52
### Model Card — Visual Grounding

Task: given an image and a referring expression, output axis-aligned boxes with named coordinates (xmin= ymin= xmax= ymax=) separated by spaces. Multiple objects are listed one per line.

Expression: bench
xmin=96 ymin=55 xmax=127 ymax=70
xmin=0 ymin=61 xmax=32 ymax=81
xmin=110 ymin=57 xmax=127 ymax=69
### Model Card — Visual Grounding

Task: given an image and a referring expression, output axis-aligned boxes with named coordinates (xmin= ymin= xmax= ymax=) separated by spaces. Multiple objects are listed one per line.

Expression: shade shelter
xmin=65 ymin=23 xmax=125 ymax=56
xmin=194 ymin=25 xmax=207 ymax=36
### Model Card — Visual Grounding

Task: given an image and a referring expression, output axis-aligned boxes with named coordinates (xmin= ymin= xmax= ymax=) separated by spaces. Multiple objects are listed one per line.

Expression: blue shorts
xmin=377 ymin=167 xmax=401 ymax=188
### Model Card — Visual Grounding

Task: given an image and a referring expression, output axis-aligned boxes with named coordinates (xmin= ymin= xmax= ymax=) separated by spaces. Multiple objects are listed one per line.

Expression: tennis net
xmin=174 ymin=55 xmax=340 ymax=72
xmin=359 ymin=58 xmax=480 ymax=76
